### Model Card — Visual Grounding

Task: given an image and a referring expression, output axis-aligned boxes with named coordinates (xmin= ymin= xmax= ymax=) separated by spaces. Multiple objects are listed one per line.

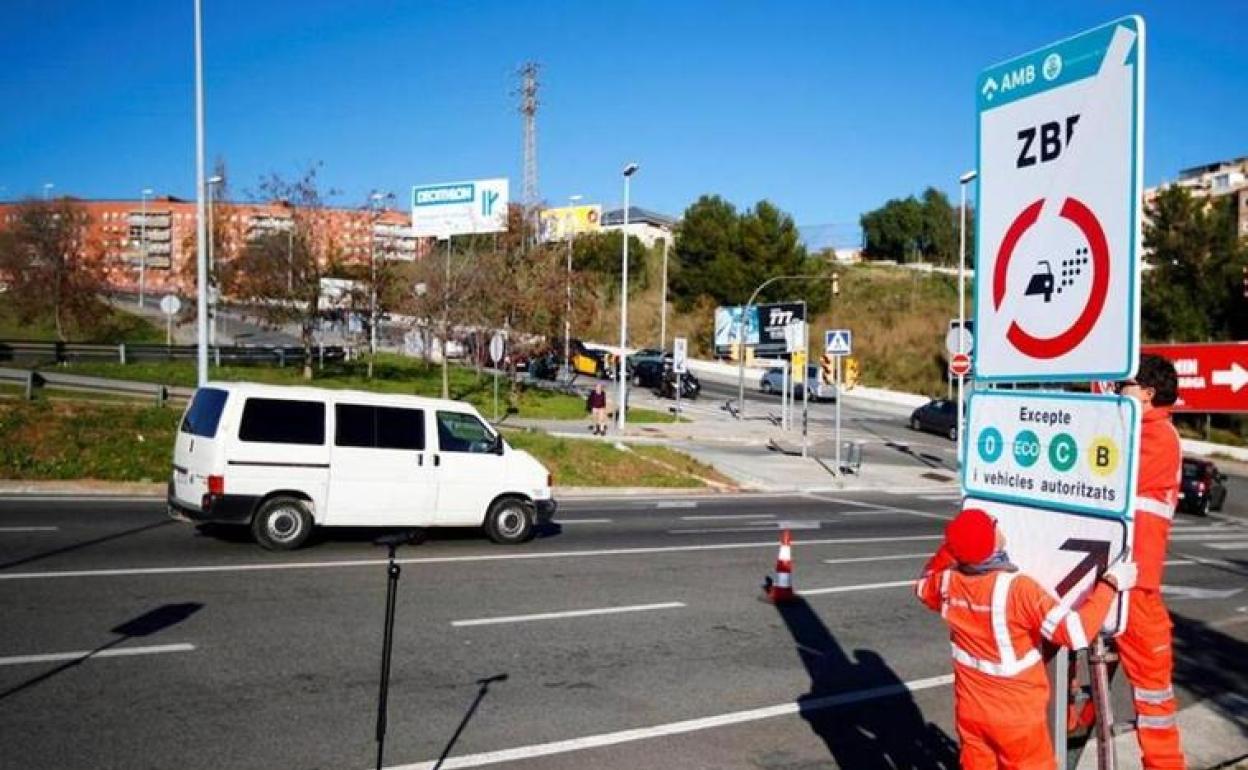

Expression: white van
xmin=168 ymin=382 xmax=556 ymax=549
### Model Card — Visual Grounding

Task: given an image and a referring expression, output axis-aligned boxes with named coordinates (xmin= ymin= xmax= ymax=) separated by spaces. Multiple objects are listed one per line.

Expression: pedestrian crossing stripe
xmin=825 ymin=330 xmax=852 ymax=356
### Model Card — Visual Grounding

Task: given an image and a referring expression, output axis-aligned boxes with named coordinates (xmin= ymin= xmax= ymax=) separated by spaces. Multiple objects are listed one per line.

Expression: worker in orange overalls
xmin=1112 ymin=354 xmax=1187 ymax=768
xmin=917 ymin=507 xmax=1137 ymax=770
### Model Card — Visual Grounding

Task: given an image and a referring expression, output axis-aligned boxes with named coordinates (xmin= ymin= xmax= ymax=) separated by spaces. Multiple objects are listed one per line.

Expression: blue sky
xmin=2 ymin=1 xmax=1244 ymax=245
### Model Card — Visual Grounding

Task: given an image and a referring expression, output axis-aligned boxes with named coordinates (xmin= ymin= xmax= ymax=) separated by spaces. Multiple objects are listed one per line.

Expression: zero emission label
xmin=961 ymin=390 xmax=1139 ymax=519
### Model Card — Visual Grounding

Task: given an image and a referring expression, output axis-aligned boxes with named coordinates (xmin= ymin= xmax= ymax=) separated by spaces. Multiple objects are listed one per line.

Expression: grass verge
xmin=0 ymin=399 xmax=717 ymax=488
xmin=0 ymin=300 xmax=165 ymax=343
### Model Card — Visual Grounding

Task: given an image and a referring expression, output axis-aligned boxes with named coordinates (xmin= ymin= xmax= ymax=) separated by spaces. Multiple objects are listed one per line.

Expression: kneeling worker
xmin=916 ymin=507 xmax=1137 ymax=770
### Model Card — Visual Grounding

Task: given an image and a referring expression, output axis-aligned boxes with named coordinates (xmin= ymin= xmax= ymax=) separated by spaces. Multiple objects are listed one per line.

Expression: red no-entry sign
xmin=1142 ymin=343 xmax=1248 ymax=413
xmin=950 ymin=352 xmax=972 ymax=377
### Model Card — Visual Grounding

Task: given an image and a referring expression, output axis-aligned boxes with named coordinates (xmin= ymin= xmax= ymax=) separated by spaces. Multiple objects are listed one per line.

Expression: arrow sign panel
xmin=1142 ymin=342 xmax=1248 ymax=413
xmin=1055 ymin=538 xmax=1111 ymax=596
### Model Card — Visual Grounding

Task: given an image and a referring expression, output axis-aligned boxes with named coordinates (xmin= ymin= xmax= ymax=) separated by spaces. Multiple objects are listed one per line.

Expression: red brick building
xmin=0 ymin=196 xmax=421 ymax=295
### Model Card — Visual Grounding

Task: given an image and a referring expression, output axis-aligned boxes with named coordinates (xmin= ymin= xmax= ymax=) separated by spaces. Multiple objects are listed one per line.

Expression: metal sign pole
xmin=675 ymin=371 xmax=681 ymax=423
xmin=781 ymin=362 xmax=789 ymax=430
xmin=834 ymin=355 xmax=842 ymax=472
xmin=802 ymin=321 xmax=809 ymax=458
xmin=1054 ymin=651 xmax=1069 ymax=769
xmin=1090 ymin=637 xmax=1118 ymax=770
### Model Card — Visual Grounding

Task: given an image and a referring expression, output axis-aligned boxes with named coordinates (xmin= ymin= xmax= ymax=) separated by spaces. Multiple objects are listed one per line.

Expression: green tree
xmin=919 ymin=187 xmax=958 ymax=265
xmin=0 ymin=197 xmax=108 ymax=340
xmin=571 ymin=230 xmax=647 ymax=292
xmin=860 ymin=188 xmax=964 ymax=265
xmin=1142 ymin=186 xmax=1247 ymax=343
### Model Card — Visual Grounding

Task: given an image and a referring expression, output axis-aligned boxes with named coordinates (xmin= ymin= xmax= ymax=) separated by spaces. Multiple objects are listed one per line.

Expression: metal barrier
xmin=0 ymin=367 xmax=195 ymax=406
xmin=0 ymin=340 xmax=348 ymax=367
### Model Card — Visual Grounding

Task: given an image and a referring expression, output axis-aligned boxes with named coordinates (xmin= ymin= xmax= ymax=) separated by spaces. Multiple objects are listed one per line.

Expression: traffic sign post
xmin=974 ymin=17 xmax=1144 ymax=383
xmin=950 ymin=353 xmax=972 ymax=377
xmin=823 ymin=329 xmax=852 ymax=471
xmin=1142 ymin=342 xmax=1248 ymax=413
xmin=673 ymin=337 xmax=688 ymax=422
xmin=489 ymin=332 xmax=506 ymax=422
xmin=824 ymin=329 xmax=852 ymax=357
xmin=948 ymin=320 xmax=975 ymax=466
xmin=159 ymin=294 xmax=181 ymax=346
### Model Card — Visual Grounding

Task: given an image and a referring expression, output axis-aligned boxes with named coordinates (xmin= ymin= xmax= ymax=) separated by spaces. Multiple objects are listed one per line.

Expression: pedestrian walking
xmin=1109 ymin=354 xmax=1187 ymax=768
xmin=916 ymin=507 xmax=1137 ymax=770
xmin=587 ymin=383 xmax=608 ymax=436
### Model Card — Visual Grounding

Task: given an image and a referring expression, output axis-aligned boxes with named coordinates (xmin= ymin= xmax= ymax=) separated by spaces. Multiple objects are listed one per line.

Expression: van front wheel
xmin=485 ymin=498 xmax=534 ymax=545
xmin=252 ymin=497 xmax=313 ymax=551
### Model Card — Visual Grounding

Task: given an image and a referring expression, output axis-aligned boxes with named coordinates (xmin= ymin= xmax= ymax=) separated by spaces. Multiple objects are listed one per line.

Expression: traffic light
xmin=820 ymin=353 xmax=835 ymax=385
xmin=844 ymin=357 xmax=860 ymax=390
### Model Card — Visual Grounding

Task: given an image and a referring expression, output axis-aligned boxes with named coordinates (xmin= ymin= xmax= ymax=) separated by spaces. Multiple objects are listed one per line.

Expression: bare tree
xmin=0 ymin=197 xmax=108 ymax=340
xmin=220 ymin=164 xmax=342 ymax=379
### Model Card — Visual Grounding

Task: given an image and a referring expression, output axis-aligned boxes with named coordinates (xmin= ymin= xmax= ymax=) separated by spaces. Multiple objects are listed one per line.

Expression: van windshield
xmin=181 ymin=388 xmax=229 ymax=438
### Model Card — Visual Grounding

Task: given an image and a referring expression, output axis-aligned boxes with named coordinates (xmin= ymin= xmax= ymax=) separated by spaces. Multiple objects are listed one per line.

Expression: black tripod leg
xmin=376 ymin=554 xmax=401 ymax=770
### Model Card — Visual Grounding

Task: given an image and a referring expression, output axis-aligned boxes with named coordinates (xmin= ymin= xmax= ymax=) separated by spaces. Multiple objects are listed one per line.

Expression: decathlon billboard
xmin=973 ymin=17 xmax=1144 ymax=382
xmin=411 ymin=178 xmax=509 ymax=239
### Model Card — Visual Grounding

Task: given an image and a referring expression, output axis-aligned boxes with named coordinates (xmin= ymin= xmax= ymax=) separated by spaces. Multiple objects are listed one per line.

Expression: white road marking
xmin=656 ymin=501 xmax=698 ymax=509
xmin=670 ymin=522 xmax=824 ymax=534
xmin=679 ymin=514 xmax=774 ymax=521
xmin=918 ymin=495 xmax=961 ymax=502
xmin=0 ymin=534 xmax=946 ymax=581
xmin=1169 ymin=531 xmax=1247 ymax=542
xmin=804 ymin=579 xmax=916 ymax=595
xmin=822 ymin=553 xmax=928 ymax=565
xmin=0 ymin=642 xmax=195 ymax=667
xmin=452 ymin=602 xmax=685 ymax=628
xmin=1160 ymin=585 xmax=1244 ymax=600
xmin=1205 ymin=542 xmax=1248 ymax=551
xmin=0 ymin=496 xmax=161 ymax=503
xmin=806 ymin=494 xmax=953 ymax=521
xmin=0 ymin=526 xmax=59 ymax=532
xmin=558 ymin=518 xmax=613 ymax=524
xmin=839 ymin=510 xmax=912 ymax=517
xmin=385 ymin=674 xmax=955 ymax=769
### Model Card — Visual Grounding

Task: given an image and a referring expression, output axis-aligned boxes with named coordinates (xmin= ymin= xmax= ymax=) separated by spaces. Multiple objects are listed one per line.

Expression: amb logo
xmin=981 ymin=64 xmax=1036 ymax=102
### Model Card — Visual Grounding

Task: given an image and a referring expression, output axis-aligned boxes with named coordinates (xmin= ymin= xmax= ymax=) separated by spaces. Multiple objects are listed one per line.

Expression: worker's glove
xmin=1102 ymin=560 xmax=1137 ymax=592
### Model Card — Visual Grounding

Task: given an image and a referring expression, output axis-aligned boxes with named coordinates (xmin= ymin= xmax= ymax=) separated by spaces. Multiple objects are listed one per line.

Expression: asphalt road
xmin=1 ymin=491 xmax=1246 ymax=770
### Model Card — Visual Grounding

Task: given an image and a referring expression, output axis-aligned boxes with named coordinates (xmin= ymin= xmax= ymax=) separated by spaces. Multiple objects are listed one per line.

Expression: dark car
xmin=1179 ymin=458 xmax=1228 ymax=516
xmin=631 ymin=357 xmax=668 ymax=388
xmin=655 ymin=368 xmax=700 ymax=400
xmin=909 ymin=398 xmax=959 ymax=441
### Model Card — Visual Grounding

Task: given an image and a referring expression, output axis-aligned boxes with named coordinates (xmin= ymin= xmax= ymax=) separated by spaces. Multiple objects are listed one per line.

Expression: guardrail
xmin=0 ymin=340 xmax=349 ymax=367
xmin=0 ymin=367 xmax=195 ymax=406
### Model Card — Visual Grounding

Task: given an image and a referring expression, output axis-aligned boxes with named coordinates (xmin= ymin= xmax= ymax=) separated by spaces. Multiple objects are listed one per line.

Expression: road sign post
xmin=824 ymin=329 xmax=852 ymax=472
xmin=159 ymin=294 xmax=181 ymax=346
xmin=489 ymin=332 xmax=505 ymax=422
xmin=673 ymin=337 xmax=688 ymax=423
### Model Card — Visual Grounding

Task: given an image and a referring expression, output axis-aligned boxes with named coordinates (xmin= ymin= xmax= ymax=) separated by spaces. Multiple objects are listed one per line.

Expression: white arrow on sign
xmin=1211 ymin=362 xmax=1248 ymax=393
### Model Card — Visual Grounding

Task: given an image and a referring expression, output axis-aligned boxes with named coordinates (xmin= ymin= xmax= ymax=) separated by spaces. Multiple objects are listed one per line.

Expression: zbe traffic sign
xmin=974 ymin=16 xmax=1144 ymax=382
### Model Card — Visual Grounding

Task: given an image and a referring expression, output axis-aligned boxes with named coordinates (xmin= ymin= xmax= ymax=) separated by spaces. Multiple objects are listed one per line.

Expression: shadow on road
xmin=0 ymin=602 xmax=202 ymax=701
xmin=0 ymin=519 xmax=172 ymax=572
xmin=431 ymin=673 xmax=509 ymax=770
xmin=1170 ymin=609 xmax=1248 ymax=740
xmin=774 ymin=596 xmax=958 ymax=769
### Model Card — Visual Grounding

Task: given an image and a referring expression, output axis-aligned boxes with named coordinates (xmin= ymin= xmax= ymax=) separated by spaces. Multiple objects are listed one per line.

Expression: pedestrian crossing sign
xmin=825 ymin=329 xmax=852 ymax=356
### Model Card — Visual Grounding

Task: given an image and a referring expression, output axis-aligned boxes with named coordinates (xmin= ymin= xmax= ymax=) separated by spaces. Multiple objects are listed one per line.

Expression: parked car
xmin=1179 ymin=457 xmax=1228 ymax=516
xmin=910 ymin=398 xmax=959 ymax=441
xmin=631 ymin=357 xmax=668 ymax=388
xmin=758 ymin=366 xmax=837 ymax=402
xmin=168 ymin=382 xmax=556 ymax=550
xmin=627 ymin=348 xmax=666 ymax=372
xmin=655 ymin=368 xmax=700 ymax=400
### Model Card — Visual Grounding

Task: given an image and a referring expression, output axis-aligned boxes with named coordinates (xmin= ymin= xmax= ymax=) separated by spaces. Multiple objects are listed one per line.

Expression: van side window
xmin=181 ymin=387 xmax=229 ymax=438
xmin=435 ymin=411 xmax=494 ymax=454
xmin=336 ymin=404 xmax=425 ymax=451
xmin=239 ymin=398 xmax=325 ymax=445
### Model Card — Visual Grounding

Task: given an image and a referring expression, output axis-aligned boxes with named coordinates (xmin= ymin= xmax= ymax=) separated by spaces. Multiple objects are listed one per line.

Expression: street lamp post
xmin=206 ymin=177 xmax=222 ymax=347
xmin=564 ymin=194 xmax=582 ymax=382
xmin=42 ymin=183 xmax=53 ymax=201
xmin=367 ymin=191 xmax=386 ymax=378
xmin=193 ymin=0 xmax=209 ymax=387
xmin=659 ymin=235 xmax=670 ymax=353
xmin=735 ymin=274 xmax=808 ymax=420
xmin=139 ymin=187 xmax=153 ymax=308
xmin=617 ymin=163 xmax=639 ymax=432
xmin=957 ymin=169 xmax=977 ymax=466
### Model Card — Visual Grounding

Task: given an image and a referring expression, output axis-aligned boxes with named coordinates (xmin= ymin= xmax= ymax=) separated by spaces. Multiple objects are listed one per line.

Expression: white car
xmin=758 ymin=365 xmax=838 ymax=402
xmin=168 ymin=381 xmax=556 ymax=549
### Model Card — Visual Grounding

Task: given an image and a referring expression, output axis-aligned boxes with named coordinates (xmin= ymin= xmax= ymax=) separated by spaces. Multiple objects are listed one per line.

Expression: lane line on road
xmin=0 ymin=496 xmax=163 ymax=504
xmin=385 ymin=674 xmax=955 ymax=770
xmin=0 ymin=535 xmax=945 ymax=581
xmin=656 ymin=501 xmax=698 ymax=509
xmin=452 ymin=602 xmax=685 ymax=628
xmin=0 ymin=642 xmax=195 ymax=667
xmin=0 ymin=526 xmax=59 ymax=532
xmin=1205 ymin=542 xmax=1248 ymax=551
xmin=806 ymin=494 xmax=953 ymax=521
xmin=669 ymin=522 xmax=825 ymax=534
xmin=558 ymin=519 xmax=614 ymax=524
xmin=822 ymin=553 xmax=928 ymax=565
xmin=679 ymin=514 xmax=775 ymax=521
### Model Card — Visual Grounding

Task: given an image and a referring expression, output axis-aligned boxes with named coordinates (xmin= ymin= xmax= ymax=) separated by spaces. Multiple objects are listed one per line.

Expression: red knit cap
xmin=945 ymin=508 xmax=997 ymax=565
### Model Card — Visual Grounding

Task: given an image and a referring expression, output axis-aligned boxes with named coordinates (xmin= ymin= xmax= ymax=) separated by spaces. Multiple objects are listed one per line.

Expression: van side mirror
xmin=491 ymin=434 xmax=505 ymax=455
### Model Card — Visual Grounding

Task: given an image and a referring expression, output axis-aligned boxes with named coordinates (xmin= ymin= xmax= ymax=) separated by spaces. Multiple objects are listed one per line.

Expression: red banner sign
xmin=1142 ymin=343 xmax=1248 ymax=413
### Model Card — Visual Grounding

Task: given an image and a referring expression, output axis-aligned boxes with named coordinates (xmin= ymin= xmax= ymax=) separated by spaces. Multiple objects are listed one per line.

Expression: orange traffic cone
xmin=764 ymin=529 xmax=796 ymax=604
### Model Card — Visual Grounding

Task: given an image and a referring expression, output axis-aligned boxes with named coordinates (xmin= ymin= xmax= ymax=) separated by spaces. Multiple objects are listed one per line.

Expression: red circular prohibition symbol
xmin=991 ymin=197 xmax=1109 ymax=359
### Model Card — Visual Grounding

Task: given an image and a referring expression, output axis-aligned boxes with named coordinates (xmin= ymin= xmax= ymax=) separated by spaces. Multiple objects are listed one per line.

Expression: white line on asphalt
xmin=656 ymin=501 xmax=698 ymax=509
xmin=1205 ymin=542 xmax=1248 ymax=551
xmin=385 ymin=674 xmax=955 ymax=770
xmin=1170 ymin=530 xmax=1246 ymax=541
xmin=839 ymin=510 xmax=912 ymax=517
xmin=806 ymin=494 xmax=953 ymax=521
xmin=452 ymin=602 xmax=685 ymax=628
xmin=822 ymin=553 xmax=928 ymax=565
xmin=918 ymin=495 xmax=961 ymax=502
xmin=0 ymin=526 xmax=59 ymax=532
xmin=558 ymin=519 xmax=614 ymax=524
xmin=0 ymin=535 xmax=946 ymax=581
xmin=679 ymin=514 xmax=774 ymax=521
xmin=669 ymin=522 xmax=824 ymax=534
xmin=0 ymin=496 xmax=162 ymax=504
xmin=0 ymin=643 xmax=196 ymax=667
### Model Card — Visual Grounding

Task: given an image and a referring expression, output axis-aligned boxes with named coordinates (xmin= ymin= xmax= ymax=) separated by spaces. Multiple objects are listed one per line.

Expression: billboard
xmin=411 ymin=178 xmax=509 ymax=239
xmin=540 ymin=204 xmax=602 ymax=242
xmin=1142 ymin=342 xmax=1248 ymax=413
xmin=714 ymin=303 xmax=807 ymax=358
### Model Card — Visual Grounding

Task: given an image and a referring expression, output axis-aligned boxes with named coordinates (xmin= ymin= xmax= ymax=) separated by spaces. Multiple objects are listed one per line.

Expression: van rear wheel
xmin=485 ymin=498 xmax=534 ymax=545
xmin=252 ymin=497 xmax=313 ymax=551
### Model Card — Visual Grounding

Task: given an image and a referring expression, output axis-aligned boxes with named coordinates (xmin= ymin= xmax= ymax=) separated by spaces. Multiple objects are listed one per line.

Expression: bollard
xmin=25 ymin=371 xmax=44 ymax=401
xmin=277 ymin=349 xmax=286 ymax=368
xmin=119 ymin=343 xmax=127 ymax=365
xmin=156 ymin=385 xmax=168 ymax=408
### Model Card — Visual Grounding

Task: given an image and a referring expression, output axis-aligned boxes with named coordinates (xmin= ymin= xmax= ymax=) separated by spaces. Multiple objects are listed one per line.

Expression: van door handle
xmin=417 ymin=454 xmax=423 ymax=467
xmin=434 ymin=454 xmax=441 ymax=467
